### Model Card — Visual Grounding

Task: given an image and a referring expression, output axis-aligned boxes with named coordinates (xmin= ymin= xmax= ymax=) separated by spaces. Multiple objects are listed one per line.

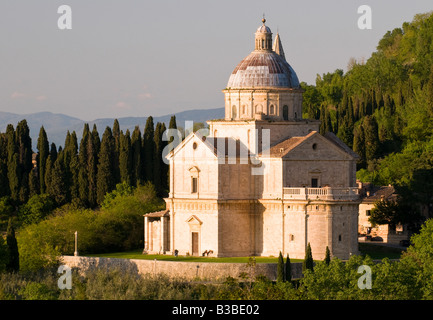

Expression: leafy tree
xmin=18 ymin=194 xmax=55 ymax=225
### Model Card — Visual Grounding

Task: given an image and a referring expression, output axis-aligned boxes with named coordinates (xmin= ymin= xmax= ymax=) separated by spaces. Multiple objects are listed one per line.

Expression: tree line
xmin=0 ymin=115 xmax=178 ymax=210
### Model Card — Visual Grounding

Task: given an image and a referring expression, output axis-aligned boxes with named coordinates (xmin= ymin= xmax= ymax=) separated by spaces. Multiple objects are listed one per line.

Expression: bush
xmin=16 ymin=183 xmax=164 ymax=272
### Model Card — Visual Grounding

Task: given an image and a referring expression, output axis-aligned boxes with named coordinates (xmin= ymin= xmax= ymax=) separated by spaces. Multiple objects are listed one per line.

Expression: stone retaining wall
xmin=61 ymin=256 xmax=304 ymax=281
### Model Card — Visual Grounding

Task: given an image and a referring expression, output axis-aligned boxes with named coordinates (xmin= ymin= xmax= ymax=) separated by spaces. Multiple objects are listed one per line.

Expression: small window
xmin=270 ymin=105 xmax=275 ymax=114
xmin=192 ymin=142 xmax=197 ymax=150
xmin=312 ymin=143 xmax=317 ymax=150
xmin=366 ymin=210 xmax=371 ymax=216
xmin=338 ymin=235 xmax=342 ymax=242
xmin=191 ymin=177 xmax=198 ymax=193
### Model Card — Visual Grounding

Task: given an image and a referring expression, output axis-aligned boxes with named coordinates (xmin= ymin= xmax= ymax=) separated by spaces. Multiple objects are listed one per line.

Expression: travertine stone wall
xmin=61 ymin=256 xmax=305 ymax=281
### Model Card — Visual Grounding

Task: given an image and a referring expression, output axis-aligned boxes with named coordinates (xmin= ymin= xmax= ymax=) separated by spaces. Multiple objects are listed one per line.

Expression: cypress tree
xmin=88 ymin=125 xmax=99 ymax=208
xmin=66 ymin=131 xmax=79 ymax=202
xmin=143 ymin=116 xmax=155 ymax=183
xmin=49 ymin=156 xmax=67 ymax=205
xmin=353 ymin=124 xmax=366 ymax=168
xmin=153 ymin=122 xmax=163 ymax=195
xmin=303 ymin=243 xmax=314 ymax=273
xmin=44 ymin=156 xmax=53 ymax=197
xmin=324 ymin=246 xmax=331 ymax=265
xmin=168 ymin=115 xmax=177 ymax=143
xmin=14 ymin=120 xmax=32 ymax=203
xmin=6 ymin=125 xmax=19 ymax=203
xmin=37 ymin=126 xmax=50 ymax=194
xmin=285 ymin=253 xmax=292 ymax=283
xmin=28 ymin=169 xmax=39 ymax=198
xmin=277 ymin=251 xmax=284 ymax=282
xmin=96 ymin=127 xmax=115 ymax=205
xmin=160 ymin=122 xmax=169 ymax=195
xmin=78 ymin=124 xmax=90 ymax=206
xmin=112 ymin=119 xmax=121 ymax=185
xmin=50 ymin=142 xmax=58 ymax=163
xmin=131 ymin=126 xmax=142 ymax=187
xmin=6 ymin=217 xmax=19 ymax=272
xmin=0 ymin=133 xmax=9 ymax=197
xmin=363 ymin=115 xmax=380 ymax=161
xmin=119 ymin=130 xmax=132 ymax=186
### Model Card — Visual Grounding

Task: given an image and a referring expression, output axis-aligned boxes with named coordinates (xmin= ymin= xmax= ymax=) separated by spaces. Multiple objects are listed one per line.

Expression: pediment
xmin=186 ymin=215 xmax=202 ymax=226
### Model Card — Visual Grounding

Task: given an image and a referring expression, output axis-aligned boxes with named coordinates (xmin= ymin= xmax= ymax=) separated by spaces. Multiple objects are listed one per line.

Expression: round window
xmin=312 ymin=143 xmax=317 ymax=150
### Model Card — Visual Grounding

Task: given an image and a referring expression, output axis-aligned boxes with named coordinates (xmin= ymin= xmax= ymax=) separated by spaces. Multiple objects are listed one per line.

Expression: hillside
xmin=301 ymin=12 xmax=433 ymax=214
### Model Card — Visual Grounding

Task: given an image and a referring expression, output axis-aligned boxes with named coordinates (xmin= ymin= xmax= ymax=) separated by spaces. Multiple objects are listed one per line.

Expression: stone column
xmin=144 ymin=216 xmax=148 ymax=253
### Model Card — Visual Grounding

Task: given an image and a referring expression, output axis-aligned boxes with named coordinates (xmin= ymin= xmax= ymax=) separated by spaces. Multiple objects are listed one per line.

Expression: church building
xmin=144 ymin=19 xmax=360 ymax=260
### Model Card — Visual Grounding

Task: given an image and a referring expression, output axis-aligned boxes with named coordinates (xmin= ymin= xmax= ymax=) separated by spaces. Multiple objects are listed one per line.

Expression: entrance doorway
xmin=192 ymin=232 xmax=199 ymax=256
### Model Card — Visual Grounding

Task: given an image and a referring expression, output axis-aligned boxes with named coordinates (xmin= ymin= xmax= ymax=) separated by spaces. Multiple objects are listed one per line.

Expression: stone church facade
xmin=144 ymin=19 xmax=360 ymax=260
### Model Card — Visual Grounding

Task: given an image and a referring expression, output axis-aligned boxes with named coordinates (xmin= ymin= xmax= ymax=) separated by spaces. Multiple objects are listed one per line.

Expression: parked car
xmin=371 ymin=236 xmax=383 ymax=242
xmin=400 ymin=239 xmax=411 ymax=247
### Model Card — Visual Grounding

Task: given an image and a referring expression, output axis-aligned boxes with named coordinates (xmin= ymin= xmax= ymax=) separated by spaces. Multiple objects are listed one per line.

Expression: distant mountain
xmin=0 ymin=107 xmax=224 ymax=150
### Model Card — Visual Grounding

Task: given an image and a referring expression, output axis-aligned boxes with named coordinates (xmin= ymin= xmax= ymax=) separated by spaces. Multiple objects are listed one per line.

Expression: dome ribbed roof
xmin=227 ymin=51 xmax=300 ymax=89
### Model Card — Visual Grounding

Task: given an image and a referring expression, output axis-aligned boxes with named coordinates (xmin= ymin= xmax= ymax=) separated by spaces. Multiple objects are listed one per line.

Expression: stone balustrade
xmin=283 ymin=187 xmax=359 ymax=201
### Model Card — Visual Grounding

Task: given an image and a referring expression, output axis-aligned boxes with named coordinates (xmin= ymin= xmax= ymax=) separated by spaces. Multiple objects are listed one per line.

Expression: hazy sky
xmin=1 ymin=0 xmax=432 ymax=121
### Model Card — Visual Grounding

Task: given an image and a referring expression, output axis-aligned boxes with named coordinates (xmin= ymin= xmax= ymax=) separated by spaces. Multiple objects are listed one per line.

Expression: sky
xmin=1 ymin=0 xmax=432 ymax=121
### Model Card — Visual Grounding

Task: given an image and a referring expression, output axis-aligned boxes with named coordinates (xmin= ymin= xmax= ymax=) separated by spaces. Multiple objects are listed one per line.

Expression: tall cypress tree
xmin=143 ymin=116 xmax=155 ymax=183
xmin=285 ymin=253 xmax=292 ymax=283
xmin=78 ymin=124 xmax=90 ymax=206
xmin=153 ymin=122 xmax=163 ymax=195
xmin=96 ymin=127 xmax=115 ymax=205
xmin=88 ymin=125 xmax=100 ymax=208
xmin=0 ymin=133 xmax=9 ymax=197
xmin=37 ymin=126 xmax=50 ymax=194
xmin=324 ymin=246 xmax=331 ymax=265
xmin=6 ymin=125 xmax=19 ymax=203
xmin=131 ymin=126 xmax=142 ymax=187
xmin=15 ymin=120 xmax=32 ymax=203
xmin=277 ymin=251 xmax=284 ymax=282
xmin=119 ymin=130 xmax=132 ymax=186
xmin=49 ymin=155 xmax=67 ymax=206
xmin=6 ymin=217 xmax=19 ymax=272
xmin=160 ymin=122 xmax=169 ymax=195
xmin=112 ymin=119 xmax=121 ymax=185
xmin=303 ymin=243 xmax=314 ymax=273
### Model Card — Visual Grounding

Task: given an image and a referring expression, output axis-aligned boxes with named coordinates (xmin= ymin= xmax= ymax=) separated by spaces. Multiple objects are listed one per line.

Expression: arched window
xmin=242 ymin=105 xmax=246 ymax=115
xmin=283 ymin=105 xmax=289 ymax=120
xmin=270 ymin=105 xmax=275 ymax=115
xmin=232 ymin=105 xmax=237 ymax=119
xmin=255 ymin=104 xmax=262 ymax=114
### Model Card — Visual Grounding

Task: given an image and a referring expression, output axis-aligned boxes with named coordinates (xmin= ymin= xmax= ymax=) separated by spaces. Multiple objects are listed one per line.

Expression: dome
xmin=256 ymin=25 xmax=272 ymax=33
xmin=227 ymin=51 xmax=300 ymax=89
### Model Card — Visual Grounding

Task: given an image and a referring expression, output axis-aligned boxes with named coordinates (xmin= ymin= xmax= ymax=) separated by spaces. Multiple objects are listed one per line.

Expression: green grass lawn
xmin=85 ymin=243 xmax=405 ymax=263
xmin=358 ymin=242 xmax=406 ymax=260
xmin=86 ymin=250 xmax=303 ymax=263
